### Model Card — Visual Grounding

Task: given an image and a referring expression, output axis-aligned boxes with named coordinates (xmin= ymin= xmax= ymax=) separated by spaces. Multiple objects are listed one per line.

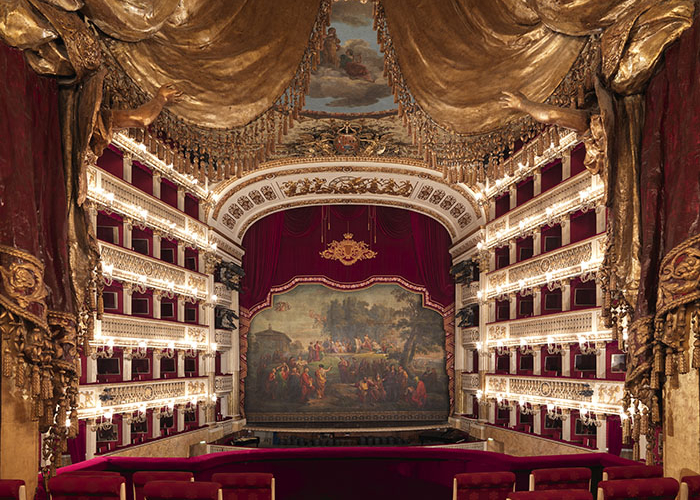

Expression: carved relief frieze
xmin=214 ymin=375 xmax=234 ymax=393
xmin=488 ymin=377 xmax=507 ymax=393
xmin=461 ymin=373 xmax=481 ymax=390
xmin=487 ymin=325 xmax=507 ymax=340
xmin=509 ymin=241 xmax=593 ymax=283
xmin=461 ymin=327 xmax=480 ymax=345
xmin=100 ymin=244 xmax=186 ymax=285
xmin=279 ymin=176 xmax=415 ymax=198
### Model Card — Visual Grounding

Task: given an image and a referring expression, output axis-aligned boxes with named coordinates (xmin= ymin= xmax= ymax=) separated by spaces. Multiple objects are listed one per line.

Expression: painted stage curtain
xmin=240 ymin=206 xmax=453 ymax=311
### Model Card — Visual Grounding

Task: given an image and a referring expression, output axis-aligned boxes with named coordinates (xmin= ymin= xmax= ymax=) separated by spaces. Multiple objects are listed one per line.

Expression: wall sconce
xmin=579 ymin=408 xmax=602 ymax=427
xmin=579 ymin=260 xmax=597 ymax=283
xmin=124 ymin=405 xmax=148 ymax=425
xmin=496 ymin=396 xmax=511 ymax=410
xmin=91 ymin=410 xmax=114 ymax=431
xmin=102 ymin=263 xmax=114 ymax=286
xmin=519 ymin=339 xmax=534 ymax=356
xmin=578 ymin=335 xmax=599 ymax=355
xmin=203 ymin=342 xmax=217 ymax=360
xmin=202 ymin=394 xmax=217 ymax=410
xmin=519 ymin=398 xmax=536 ymax=415
xmin=92 ymin=339 xmax=115 ymax=359
xmin=546 ymin=335 xmax=563 ymax=355
xmin=125 ymin=341 xmax=148 ymax=360
xmin=184 ymin=341 xmax=198 ymax=359
xmin=156 ymin=401 xmax=175 ymax=419
xmin=545 ymin=272 xmax=562 ymax=292
xmin=156 ymin=341 xmax=176 ymax=359
xmin=546 ymin=403 xmax=567 ymax=421
xmin=495 ymin=340 xmax=510 ymax=357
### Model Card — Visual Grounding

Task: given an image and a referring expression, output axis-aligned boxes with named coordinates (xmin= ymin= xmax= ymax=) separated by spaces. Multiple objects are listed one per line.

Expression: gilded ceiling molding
xmin=211 ymin=162 xmax=483 ymax=220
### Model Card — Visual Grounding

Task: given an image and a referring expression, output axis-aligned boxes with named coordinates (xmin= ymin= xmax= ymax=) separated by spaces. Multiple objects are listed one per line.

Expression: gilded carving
xmin=488 ymin=325 xmax=507 ymax=340
xmin=280 ymin=176 xmax=414 ymax=198
xmin=320 ymin=233 xmax=377 ymax=266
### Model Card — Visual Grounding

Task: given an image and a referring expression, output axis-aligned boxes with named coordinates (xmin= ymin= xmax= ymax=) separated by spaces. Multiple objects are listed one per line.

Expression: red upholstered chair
xmin=453 ymin=471 xmax=515 ymax=500
xmin=211 ymin=473 xmax=274 ymax=500
xmin=48 ymin=474 xmax=126 ymax=500
xmin=602 ymin=465 xmax=664 ymax=481
xmin=0 ymin=480 xmax=26 ymax=500
xmin=143 ymin=481 xmax=221 ymax=500
xmin=597 ymin=478 xmax=680 ymax=499
xmin=507 ymin=490 xmax=593 ymax=500
xmin=529 ymin=467 xmax=591 ymax=491
xmin=133 ymin=472 xmax=194 ymax=500
xmin=680 ymin=475 xmax=700 ymax=500
xmin=62 ymin=472 xmax=123 ymax=477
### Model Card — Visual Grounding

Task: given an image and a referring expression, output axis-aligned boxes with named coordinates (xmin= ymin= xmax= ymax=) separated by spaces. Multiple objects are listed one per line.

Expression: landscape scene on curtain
xmin=306 ymin=1 xmax=395 ymax=114
xmin=246 ymin=283 xmax=448 ymax=422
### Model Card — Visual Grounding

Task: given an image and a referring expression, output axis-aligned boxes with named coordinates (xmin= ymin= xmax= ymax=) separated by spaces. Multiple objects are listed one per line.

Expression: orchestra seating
xmin=529 ymin=467 xmax=591 ymax=491
xmin=48 ymin=474 xmax=126 ymax=500
xmin=43 ymin=448 xmax=636 ymax=500
xmin=132 ymin=471 xmax=194 ymax=500
xmin=679 ymin=475 xmax=700 ymax=500
xmin=452 ymin=471 xmax=514 ymax=500
xmin=597 ymin=477 xmax=680 ymax=499
xmin=508 ymin=490 xmax=593 ymax=500
xmin=211 ymin=473 xmax=275 ymax=500
xmin=0 ymin=480 xmax=26 ymax=500
xmin=602 ymin=465 xmax=663 ymax=481
xmin=142 ymin=481 xmax=221 ymax=500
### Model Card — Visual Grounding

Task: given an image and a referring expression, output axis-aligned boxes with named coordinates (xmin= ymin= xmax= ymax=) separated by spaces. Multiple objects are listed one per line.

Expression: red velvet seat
xmin=211 ymin=473 xmax=274 ymax=500
xmin=597 ymin=478 xmax=679 ymax=499
xmin=133 ymin=472 xmax=194 ymax=500
xmin=680 ymin=475 xmax=700 ymax=500
xmin=142 ymin=481 xmax=221 ymax=500
xmin=0 ymin=480 xmax=26 ymax=500
xmin=530 ymin=467 xmax=591 ymax=491
xmin=602 ymin=465 xmax=663 ymax=481
xmin=48 ymin=475 xmax=126 ymax=500
xmin=508 ymin=490 xmax=593 ymax=499
xmin=453 ymin=471 xmax=515 ymax=500
xmin=61 ymin=472 xmax=123 ymax=477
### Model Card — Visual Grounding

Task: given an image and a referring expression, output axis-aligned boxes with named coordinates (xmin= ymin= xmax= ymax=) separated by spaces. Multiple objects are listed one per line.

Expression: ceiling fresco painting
xmin=306 ymin=1 xmax=395 ymax=115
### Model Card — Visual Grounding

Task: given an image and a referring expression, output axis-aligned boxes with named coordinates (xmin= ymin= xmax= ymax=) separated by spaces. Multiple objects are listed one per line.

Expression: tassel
xmin=32 ymin=365 xmax=41 ymax=396
xmin=622 ymin=417 xmax=631 ymax=443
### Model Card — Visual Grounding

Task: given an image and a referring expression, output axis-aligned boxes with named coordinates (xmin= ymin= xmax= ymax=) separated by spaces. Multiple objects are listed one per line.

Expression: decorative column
xmin=87 ymin=355 xmax=97 ymax=383
xmin=509 ymin=348 xmax=517 ymax=375
xmin=596 ymin=416 xmax=608 ymax=452
xmin=562 ymin=344 xmax=572 ymax=376
xmin=509 ymin=405 xmax=517 ymax=428
xmin=153 ymin=233 xmax=161 ymax=263
xmin=198 ymin=405 xmax=207 ymax=426
xmin=533 ymin=407 xmax=542 ymax=435
xmin=122 ymin=354 xmax=132 ymax=382
xmin=509 ymin=294 xmax=517 ymax=320
xmin=121 ymin=418 xmax=131 ymax=447
xmin=153 ymin=291 xmax=162 ymax=319
xmin=152 ymin=171 xmax=161 ymax=199
xmin=123 ymin=219 xmax=133 ymax=251
xmin=151 ymin=412 xmax=160 ymax=439
xmin=177 ymin=244 xmax=185 ymax=268
xmin=198 ymin=252 xmax=206 ymax=274
xmin=176 ymin=408 xmax=185 ymax=432
xmin=465 ymin=392 xmax=474 ymax=416
xmin=177 ymin=296 xmax=185 ymax=323
xmin=561 ymin=411 xmax=572 ymax=441
xmin=177 ymin=351 xmax=185 ymax=378
xmin=488 ymin=200 xmax=496 ymax=221
xmin=561 ymin=217 xmax=571 ymax=246
xmin=533 ymin=348 xmax=542 ymax=376
xmin=596 ymin=344 xmax=607 ymax=379
xmin=509 ymin=185 xmax=517 ymax=210
xmin=198 ymin=301 xmax=205 ymax=326
xmin=489 ymin=252 xmax=496 ymax=273
xmin=595 ymin=205 xmax=606 ymax=234
xmin=488 ymin=301 xmax=496 ymax=323
xmin=533 ymin=231 xmax=542 ymax=256
xmin=123 ymin=153 xmax=133 ymax=183
xmin=465 ymin=348 xmax=474 ymax=373
xmin=488 ymin=400 xmax=496 ymax=424
xmin=533 ymin=168 xmax=542 ymax=196
xmin=177 ymin=186 xmax=185 ymax=212
xmin=562 ymin=279 xmax=571 ymax=312
xmin=533 ymin=287 xmax=542 ymax=316
xmin=88 ymin=203 xmax=98 ymax=233
xmin=198 ymin=352 xmax=205 ymax=377
xmin=153 ymin=352 xmax=161 ymax=379
xmin=596 ymin=282 xmax=604 ymax=307
xmin=86 ymin=420 xmax=97 ymax=460
xmin=489 ymin=350 xmax=497 ymax=373
xmin=509 ymin=240 xmax=517 ymax=265
xmin=123 ymin=284 xmax=133 ymax=315
xmin=562 ymin=149 xmax=571 ymax=179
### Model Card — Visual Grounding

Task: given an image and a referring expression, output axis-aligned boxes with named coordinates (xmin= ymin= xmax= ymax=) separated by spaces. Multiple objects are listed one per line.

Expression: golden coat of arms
xmin=320 ymin=233 xmax=377 ymax=266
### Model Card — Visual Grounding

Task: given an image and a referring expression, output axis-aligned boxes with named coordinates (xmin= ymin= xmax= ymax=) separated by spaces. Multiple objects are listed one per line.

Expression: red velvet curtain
xmin=240 ymin=205 xmax=454 ymax=310
xmin=635 ymin=16 xmax=700 ymax=319
xmin=0 ymin=43 xmax=73 ymax=315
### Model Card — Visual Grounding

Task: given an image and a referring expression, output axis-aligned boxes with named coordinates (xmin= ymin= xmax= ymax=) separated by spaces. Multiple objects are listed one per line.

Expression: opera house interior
xmin=1 ymin=0 xmax=700 ymax=499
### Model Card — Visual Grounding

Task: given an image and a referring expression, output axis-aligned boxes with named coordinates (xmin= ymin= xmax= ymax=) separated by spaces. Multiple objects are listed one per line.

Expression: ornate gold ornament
xmin=320 ymin=233 xmax=377 ymax=266
xmin=281 ymin=176 xmax=414 ymax=198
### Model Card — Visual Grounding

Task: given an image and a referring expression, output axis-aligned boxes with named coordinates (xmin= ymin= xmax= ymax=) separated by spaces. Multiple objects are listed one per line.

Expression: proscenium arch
xmin=209 ymin=160 xmax=485 ymax=246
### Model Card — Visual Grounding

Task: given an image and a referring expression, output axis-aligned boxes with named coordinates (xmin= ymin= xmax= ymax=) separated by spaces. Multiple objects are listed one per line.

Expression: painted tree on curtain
xmin=245 ymin=283 xmax=449 ymax=423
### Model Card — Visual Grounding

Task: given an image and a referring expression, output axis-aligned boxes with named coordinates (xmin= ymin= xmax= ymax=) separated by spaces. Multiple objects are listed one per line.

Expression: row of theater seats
xmin=454 ymin=465 xmax=700 ymax=499
xmin=36 ymin=470 xmax=274 ymax=500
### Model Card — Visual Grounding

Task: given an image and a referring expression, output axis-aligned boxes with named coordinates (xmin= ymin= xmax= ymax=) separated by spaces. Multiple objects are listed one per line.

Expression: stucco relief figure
xmin=321 ymin=27 xmax=341 ymax=69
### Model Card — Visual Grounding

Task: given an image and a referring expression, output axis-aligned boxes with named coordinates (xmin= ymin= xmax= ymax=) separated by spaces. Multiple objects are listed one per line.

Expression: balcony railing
xmin=485 ymin=308 xmax=611 ymax=347
xmin=461 ymin=373 xmax=481 ymax=391
xmin=485 ymin=234 xmax=605 ymax=299
xmin=484 ymin=374 xmax=624 ymax=414
xmin=95 ymin=313 xmax=209 ymax=348
xmin=214 ymin=329 xmax=233 ymax=348
xmin=87 ymin=165 xmax=211 ymax=251
xmin=213 ymin=283 xmax=233 ymax=307
xmin=214 ymin=375 xmax=234 ymax=393
xmin=77 ymin=377 xmax=209 ymax=418
xmin=100 ymin=241 xmax=208 ymax=300
xmin=461 ymin=327 xmax=480 ymax=346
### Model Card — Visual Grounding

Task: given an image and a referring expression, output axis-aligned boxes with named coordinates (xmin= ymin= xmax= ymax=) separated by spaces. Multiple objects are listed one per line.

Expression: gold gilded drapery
xmin=379 ymin=0 xmax=585 ymax=135
xmin=98 ymin=0 xmax=322 ymax=128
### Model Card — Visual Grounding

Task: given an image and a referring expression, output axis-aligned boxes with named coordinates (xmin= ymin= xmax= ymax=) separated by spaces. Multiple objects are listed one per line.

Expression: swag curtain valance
xmin=240 ymin=205 xmax=454 ymax=311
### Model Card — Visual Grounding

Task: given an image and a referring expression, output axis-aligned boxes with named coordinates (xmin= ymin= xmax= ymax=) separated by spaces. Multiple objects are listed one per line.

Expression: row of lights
xmin=88 ymin=183 xmax=215 ymax=253
xmin=101 ymin=261 xmax=208 ymax=301
xmin=475 ymin=334 xmax=603 ymax=355
xmin=90 ymin=337 xmax=218 ymax=359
